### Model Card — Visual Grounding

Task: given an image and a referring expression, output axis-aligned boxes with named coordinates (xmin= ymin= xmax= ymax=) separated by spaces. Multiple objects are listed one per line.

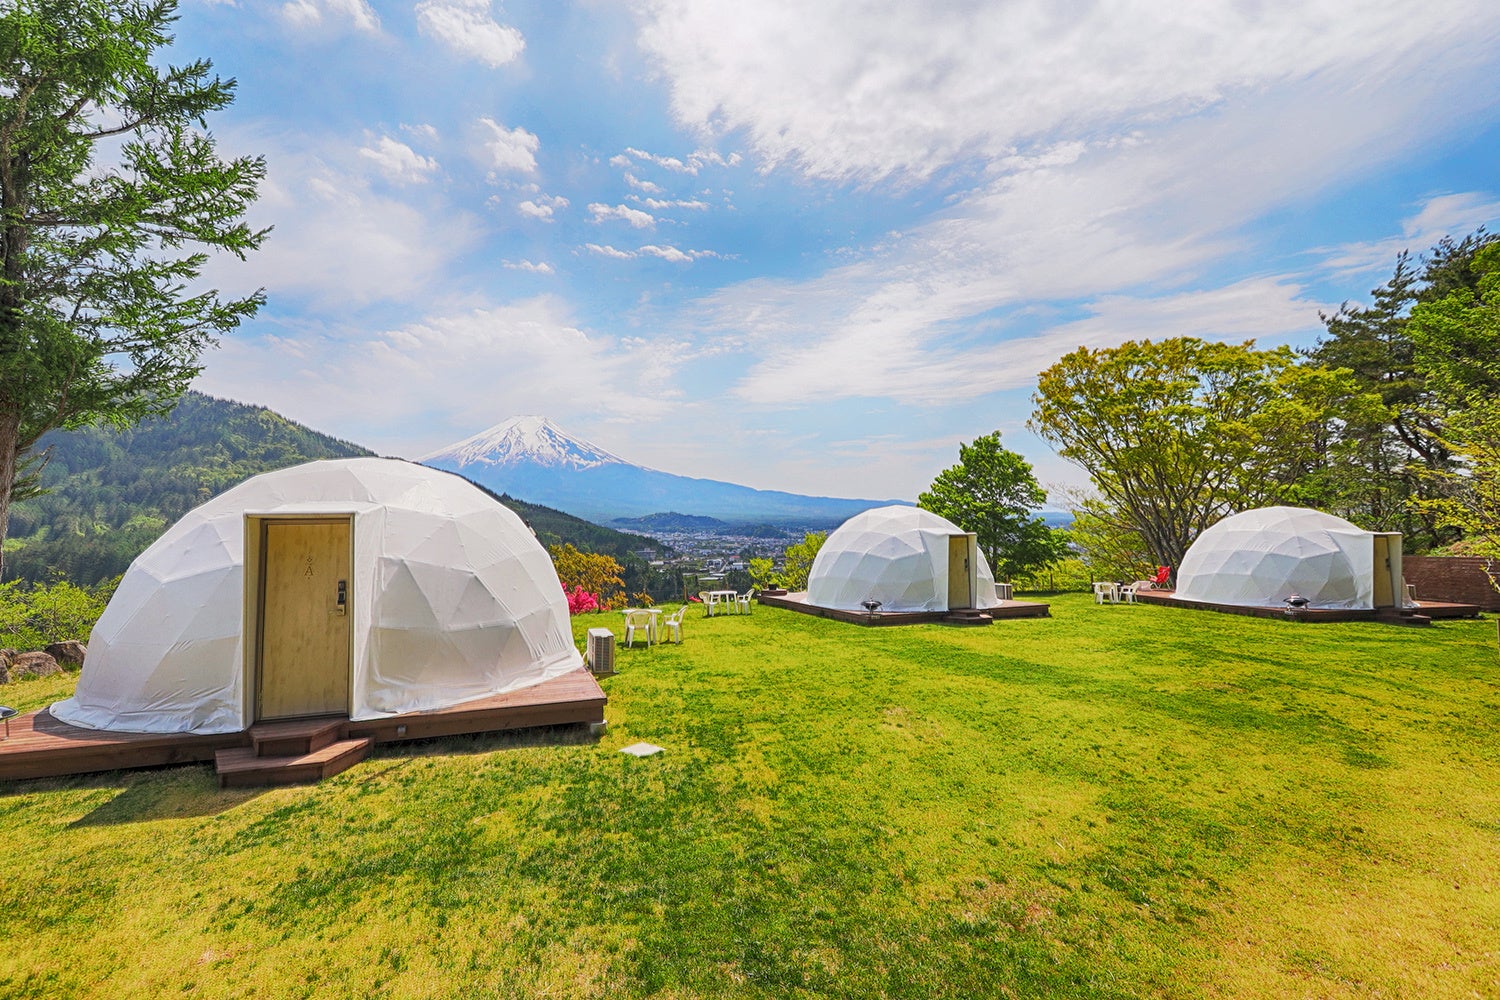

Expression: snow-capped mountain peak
xmin=418 ymin=415 xmax=627 ymax=470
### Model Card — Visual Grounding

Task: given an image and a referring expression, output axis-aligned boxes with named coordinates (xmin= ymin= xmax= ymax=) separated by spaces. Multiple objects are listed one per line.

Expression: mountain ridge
xmin=6 ymin=394 xmax=665 ymax=586
xmin=421 ymin=415 xmax=909 ymax=527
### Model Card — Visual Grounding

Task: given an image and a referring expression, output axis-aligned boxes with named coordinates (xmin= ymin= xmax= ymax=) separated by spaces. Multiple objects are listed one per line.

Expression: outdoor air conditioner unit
xmin=586 ymin=627 xmax=616 ymax=676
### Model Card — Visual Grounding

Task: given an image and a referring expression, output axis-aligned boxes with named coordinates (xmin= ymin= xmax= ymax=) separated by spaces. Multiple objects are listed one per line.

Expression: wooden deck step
xmin=249 ymin=716 xmax=347 ymax=757
xmin=1376 ymin=608 xmax=1434 ymax=627
xmin=215 ymin=737 xmax=372 ymax=788
xmin=942 ymin=610 xmax=994 ymax=626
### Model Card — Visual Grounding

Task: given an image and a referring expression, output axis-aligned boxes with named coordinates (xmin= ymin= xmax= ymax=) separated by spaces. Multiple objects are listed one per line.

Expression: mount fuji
xmin=419 ymin=416 xmax=907 ymax=527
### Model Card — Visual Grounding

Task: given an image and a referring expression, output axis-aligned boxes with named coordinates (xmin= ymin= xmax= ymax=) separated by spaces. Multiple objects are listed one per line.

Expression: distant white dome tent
xmin=806 ymin=506 xmax=1000 ymax=613
xmin=1174 ymin=506 xmax=1404 ymax=611
xmin=52 ymin=458 xmax=583 ymax=735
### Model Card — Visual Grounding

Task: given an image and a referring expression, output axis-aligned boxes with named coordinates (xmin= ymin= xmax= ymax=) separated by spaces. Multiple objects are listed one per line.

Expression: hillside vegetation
xmin=5 ymin=392 xmax=666 ymax=589
xmin=2 ymin=597 xmax=1496 ymax=998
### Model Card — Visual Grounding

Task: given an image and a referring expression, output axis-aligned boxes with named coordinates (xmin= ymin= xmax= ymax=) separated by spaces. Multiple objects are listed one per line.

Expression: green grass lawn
xmin=2 ymin=595 xmax=1498 ymax=998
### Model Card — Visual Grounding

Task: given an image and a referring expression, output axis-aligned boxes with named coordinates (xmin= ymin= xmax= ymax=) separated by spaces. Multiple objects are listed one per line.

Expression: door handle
xmin=331 ymin=579 xmax=347 ymax=616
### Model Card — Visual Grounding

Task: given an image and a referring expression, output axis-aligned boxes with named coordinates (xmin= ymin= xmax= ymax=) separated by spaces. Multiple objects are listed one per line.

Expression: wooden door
xmin=1372 ymin=534 xmax=1394 ymax=608
xmin=947 ymin=536 xmax=972 ymax=610
xmin=257 ymin=519 xmax=351 ymax=720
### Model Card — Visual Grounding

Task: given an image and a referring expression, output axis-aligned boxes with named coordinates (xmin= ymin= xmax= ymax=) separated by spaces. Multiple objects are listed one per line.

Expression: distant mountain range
xmin=420 ymin=416 xmax=910 ymax=528
xmin=608 ymin=512 xmax=791 ymax=538
xmin=8 ymin=394 xmax=662 ymax=586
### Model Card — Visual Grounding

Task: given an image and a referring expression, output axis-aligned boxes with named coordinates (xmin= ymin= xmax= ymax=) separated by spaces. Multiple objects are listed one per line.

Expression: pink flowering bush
xmin=566 ymin=585 xmax=600 ymax=615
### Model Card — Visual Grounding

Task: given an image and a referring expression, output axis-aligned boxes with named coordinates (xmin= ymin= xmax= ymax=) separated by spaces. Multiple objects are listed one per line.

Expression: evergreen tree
xmin=0 ymin=0 xmax=266 ymax=578
xmin=1305 ymin=229 xmax=1499 ymax=549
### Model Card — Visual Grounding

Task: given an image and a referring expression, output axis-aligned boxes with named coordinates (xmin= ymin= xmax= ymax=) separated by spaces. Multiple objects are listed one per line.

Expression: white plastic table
xmin=702 ymin=590 xmax=739 ymax=616
xmin=621 ymin=607 xmax=661 ymax=645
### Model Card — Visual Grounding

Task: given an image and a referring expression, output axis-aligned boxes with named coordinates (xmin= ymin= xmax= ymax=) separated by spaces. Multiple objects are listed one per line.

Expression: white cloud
xmin=280 ymin=0 xmax=378 ymax=32
xmin=633 ymin=0 xmax=1493 ymax=185
xmin=517 ymin=194 xmax=569 ymax=220
xmin=635 ymin=197 xmax=709 ymax=211
xmin=614 ymin=146 xmax=741 ymax=176
xmin=202 ymin=135 xmax=483 ymax=309
xmin=733 ymin=277 xmax=1325 ymax=406
xmin=619 ymin=1 xmax=1500 ymax=412
xmin=358 ymin=135 xmax=439 ymax=183
xmin=624 ymin=172 xmax=663 ymax=194
xmin=474 ymin=117 xmax=539 ymax=175
xmin=589 ymin=202 xmax=656 ymax=228
xmin=198 ymin=298 xmax=680 ymax=457
xmin=584 ymin=243 xmax=635 ymax=260
xmin=583 ymin=242 xmax=719 ymax=262
xmin=1315 ymin=192 xmax=1500 ymax=278
xmin=416 ymin=0 xmax=525 ymax=67
xmin=504 ymin=260 xmax=555 ymax=274
xmin=402 ymin=123 xmax=440 ymax=142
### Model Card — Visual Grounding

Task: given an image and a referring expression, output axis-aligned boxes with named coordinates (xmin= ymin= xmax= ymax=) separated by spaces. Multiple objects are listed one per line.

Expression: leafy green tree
xmin=1408 ymin=243 xmax=1500 ymax=591
xmin=0 ymin=575 xmax=112 ymax=650
xmin=1062 ymin=492 xmax=1155 ymax=583
xmin=1029 ymin=338 xmax=1380 ymax=571
xmin=781 ymin=531 xmax=826 ymax=591
xmin=747 ymin=556 xmax=780 ymax=589
xmin=0 ymin=0 xmax=266 ymax=579
xmin=548 ymin=543 xmax=625 ymax=609
xmin=1408 ymin=242 xmax=1500 ymax=407
xmin=918 ymin=431 xmax=1066 ymax=580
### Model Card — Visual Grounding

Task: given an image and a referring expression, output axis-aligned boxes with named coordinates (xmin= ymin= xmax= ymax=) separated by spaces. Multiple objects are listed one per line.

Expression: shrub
xmin=565 ymin=586 xmax=600 ymax=615
xmin=0 ymin=577 xmax=114 ymax=651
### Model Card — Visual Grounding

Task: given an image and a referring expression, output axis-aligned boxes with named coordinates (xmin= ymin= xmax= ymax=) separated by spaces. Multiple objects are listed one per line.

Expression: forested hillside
xmin=5 ymin=393 xmax=374 ymax=584
xmin=6 ymin=392 xmax=669 ymax=588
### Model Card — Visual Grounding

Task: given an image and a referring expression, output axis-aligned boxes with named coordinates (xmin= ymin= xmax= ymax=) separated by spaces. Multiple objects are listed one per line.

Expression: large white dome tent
xmin=806 ymin=506 xmax=1000 ymax=613
xmin=51 ymin=458 xmax=583 ymax=735
xmin=1173 ymin=506 xmax=1404 ymax=611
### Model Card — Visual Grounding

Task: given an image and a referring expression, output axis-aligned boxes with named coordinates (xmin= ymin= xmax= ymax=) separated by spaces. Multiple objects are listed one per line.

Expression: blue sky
xmin=180 ymin=0 xmax=1500 ymax=505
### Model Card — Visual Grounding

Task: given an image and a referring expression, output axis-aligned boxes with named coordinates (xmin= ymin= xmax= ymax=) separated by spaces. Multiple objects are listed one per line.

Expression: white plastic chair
xmin=661 ymin=605 xmax=688 ymax=643
xmin=623 ymin=609 xmax=657 ymax=648
xmin=1093 ymin=582 xmax=1118 ymax=604
xmin=1118 ymin=584 xmax=1136 ymax=604
xmin=734 ymin=588 xmax=753 ymax=614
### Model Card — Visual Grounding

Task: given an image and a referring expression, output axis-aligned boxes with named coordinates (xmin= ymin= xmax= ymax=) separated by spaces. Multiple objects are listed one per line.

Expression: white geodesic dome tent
xmin=806 ymin=506 xmax=1000 ymax=613
xmin=51 ymin=458 xmax=582 ymax=735
xmin=1173 ymin=506 xmax=1378 ymax=610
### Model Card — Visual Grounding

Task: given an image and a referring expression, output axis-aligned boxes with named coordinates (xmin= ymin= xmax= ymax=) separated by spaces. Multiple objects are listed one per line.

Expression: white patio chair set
xmin=698 ymin=587 xmax=753 ymax=617
xmin=620 ymin=605 xmax=692 ymax=649
xmin=1092 ymin=581 xmax=1146 ymax=605
xmin=618 ymin=588 xmax=752 ymax=649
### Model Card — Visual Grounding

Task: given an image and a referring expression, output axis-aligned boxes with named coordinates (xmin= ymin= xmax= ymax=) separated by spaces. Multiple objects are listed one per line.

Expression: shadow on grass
xmin=63 ymin=765 xmax=266 ymax=826
xmin=17 ymin=723 xmax=602 ymax=827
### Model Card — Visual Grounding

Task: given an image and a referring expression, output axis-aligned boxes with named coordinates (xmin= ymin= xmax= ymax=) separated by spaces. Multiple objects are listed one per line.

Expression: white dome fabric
xmin=807 ymin=506 xmax=1000 ymax=613
xmin=52 ymin=458 xmax=582 ymax=735
xmin=1174 ymin=506 xmax=1375 ymax=610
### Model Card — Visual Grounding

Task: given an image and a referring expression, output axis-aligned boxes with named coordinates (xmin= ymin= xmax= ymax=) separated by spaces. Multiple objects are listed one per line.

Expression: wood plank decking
xmin=1132 ymin=588 xmax=1481 ymax=624
xmin=756 ymin=591 xmax=1050 ymax=626
xmin=0 ymin=667 xmax=606 ymax=784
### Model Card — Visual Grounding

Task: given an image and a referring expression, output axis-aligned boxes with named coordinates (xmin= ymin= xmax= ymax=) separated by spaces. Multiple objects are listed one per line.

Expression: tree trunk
xmin=0 ymin=405 xmax=20 ymax=582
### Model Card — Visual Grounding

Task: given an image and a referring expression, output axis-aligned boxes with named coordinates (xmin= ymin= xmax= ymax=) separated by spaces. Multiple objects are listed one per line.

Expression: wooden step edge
xmin=216 ymin=737 xmax=371 ymax=788
xmin=250 ymin=718 xmax=347 ymax=758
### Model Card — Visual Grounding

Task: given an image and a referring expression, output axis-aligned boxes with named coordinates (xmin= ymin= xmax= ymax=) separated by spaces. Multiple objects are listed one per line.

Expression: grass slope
xmin=1 ymin=596 xmax=1497 ymax=998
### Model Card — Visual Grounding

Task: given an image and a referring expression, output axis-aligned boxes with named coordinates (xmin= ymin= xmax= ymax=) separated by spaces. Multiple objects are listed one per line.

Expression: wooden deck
xmin=0 ymin=667 xmax=606 ymax=784
xmin=757 ymin=591 xmax=1050 ymax=626
xmin=1132 ymin=588 xmax=1481 ymax=625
